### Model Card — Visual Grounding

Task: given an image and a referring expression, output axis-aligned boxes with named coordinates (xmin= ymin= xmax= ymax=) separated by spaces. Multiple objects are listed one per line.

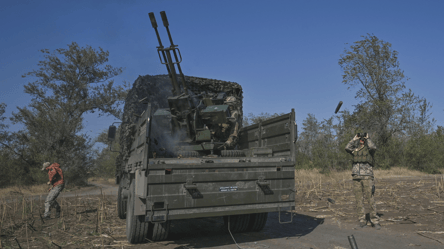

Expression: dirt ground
xmin=0 ymin=175 xmax=443 ymax=248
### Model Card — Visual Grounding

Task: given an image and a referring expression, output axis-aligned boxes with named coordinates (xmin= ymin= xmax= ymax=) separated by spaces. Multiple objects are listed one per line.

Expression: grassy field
xmin=0 ymin=177 xmax=116 ymax=198
xmin=294 ymin=167 xmax=442 ymax=190
xmin=294 ymin=167 xmax=444 ymax=244
xmin=0 ymin=167 xmax=443 ymax=247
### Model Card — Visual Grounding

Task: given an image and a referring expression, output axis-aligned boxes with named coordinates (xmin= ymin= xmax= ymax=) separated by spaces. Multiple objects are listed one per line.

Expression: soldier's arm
xmin=367 ymin=139 xmax=377 ymax=153
xmin=345 ymin=137 xmax=357 ymax=155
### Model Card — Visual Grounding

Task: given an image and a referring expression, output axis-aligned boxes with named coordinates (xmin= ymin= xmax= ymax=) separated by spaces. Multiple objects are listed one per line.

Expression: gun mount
xmin=148 ymin=11 xmax=242 ymax=156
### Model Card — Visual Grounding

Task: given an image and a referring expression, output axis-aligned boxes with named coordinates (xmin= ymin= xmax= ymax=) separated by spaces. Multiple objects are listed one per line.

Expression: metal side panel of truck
xmin=125 ymin=108 xmax=297 ymax=223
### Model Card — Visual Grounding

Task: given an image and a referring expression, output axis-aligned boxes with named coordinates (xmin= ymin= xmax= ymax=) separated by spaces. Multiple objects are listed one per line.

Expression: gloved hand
xmin=224 ymin=140 xmax=233 ymax=147
xmin=352 ymin=135 xmax=359 ymax=141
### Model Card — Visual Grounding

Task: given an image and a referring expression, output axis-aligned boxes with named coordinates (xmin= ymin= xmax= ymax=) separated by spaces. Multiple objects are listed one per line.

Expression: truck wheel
xmin=117 ymin=181 xmax=127 ymax=219
xmin=126 ymin=180 xmax=150 ymax=244
xmin=148 ymin=221 xmax=171 ymax=241
xmin=246 ymin=212 xmax=268 ymax=232
xmin=224 ymin=214 xmax=250 ymax=233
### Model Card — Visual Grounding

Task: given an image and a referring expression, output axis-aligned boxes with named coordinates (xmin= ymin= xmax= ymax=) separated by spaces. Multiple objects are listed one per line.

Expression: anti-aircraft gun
xmin=148 ymin=11 xmax=241 ymax=157
xmin=109 ymin=11 xmax=297 ymax=244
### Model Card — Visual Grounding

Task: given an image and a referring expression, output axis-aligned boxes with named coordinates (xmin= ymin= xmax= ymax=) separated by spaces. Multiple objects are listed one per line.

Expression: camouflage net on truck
xmin=117 ymin=74 xmax=243 ymax=172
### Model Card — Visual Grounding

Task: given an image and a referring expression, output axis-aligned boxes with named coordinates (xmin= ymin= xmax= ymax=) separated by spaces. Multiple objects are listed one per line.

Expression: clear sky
xmin=1 ymin=0 xmax=443 ymax=146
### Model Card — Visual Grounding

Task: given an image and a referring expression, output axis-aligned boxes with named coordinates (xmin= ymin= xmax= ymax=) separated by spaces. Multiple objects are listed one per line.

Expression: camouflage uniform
xmin=41 ymin=162 xmax=65 ymax=218
xmin=221 ymin=96 xmax=241 ymax=148
xmin=345 ymin=138 xmax=379 ymax=225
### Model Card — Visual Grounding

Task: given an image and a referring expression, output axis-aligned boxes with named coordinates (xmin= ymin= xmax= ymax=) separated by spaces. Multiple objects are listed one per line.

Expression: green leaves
xmin=3 ymin=42 xmax=130 ymax=187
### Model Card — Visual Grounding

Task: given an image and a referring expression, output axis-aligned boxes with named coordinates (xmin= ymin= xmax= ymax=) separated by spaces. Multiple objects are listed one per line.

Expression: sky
xmin=1 ymin=0 xmax=443 ymax=149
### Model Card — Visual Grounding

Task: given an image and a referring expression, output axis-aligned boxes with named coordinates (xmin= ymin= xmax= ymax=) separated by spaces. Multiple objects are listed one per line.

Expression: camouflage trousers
xmin=352 ymin=178 xmax=379 ymax=224
xmin=44 ymin=184 xmax=64 ymax=217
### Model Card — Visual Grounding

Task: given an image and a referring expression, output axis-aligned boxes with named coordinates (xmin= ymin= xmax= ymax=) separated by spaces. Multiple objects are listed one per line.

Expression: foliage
xmin=0 ymin=103 xmax=7 ymax=135
xmin=0 ymin=42 xmax=128 ymax=188
xmin=338 ymin=34 xmax=430 ymax=147
xmin=93 ymin=128 xmax=121 ymax=178
xmin=292 ymin=35 xmax=441 ymax=174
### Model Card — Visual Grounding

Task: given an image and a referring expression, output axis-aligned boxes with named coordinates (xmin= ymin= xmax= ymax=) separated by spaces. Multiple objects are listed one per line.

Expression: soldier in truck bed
xmin=216 ymin=95 xmax=241 ymax=149
xmin=345 ymin=133 xmax=381 ymax=230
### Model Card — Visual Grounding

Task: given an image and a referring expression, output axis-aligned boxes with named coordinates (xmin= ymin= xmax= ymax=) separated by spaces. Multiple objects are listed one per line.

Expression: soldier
xmin=345 ymin=133 xmax=381 ymax=230
xmin=41 ymin=162 xmax=65 ymax=219
xmin=221 ymin=95 xmax=241 ymax=148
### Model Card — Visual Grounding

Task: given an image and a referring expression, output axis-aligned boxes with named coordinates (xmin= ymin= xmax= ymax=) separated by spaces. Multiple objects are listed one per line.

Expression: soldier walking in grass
xmin=41 ymin=162 xmax=65 ymax=219
xmin=345 ymin=133 xmax=381 ymax=230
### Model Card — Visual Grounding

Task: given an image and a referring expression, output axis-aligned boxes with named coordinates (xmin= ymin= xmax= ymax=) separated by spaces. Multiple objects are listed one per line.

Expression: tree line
xmin=295 ymin=34 xmax=442 ymax=174
xmin=0 ymin=34 xmax=441 ymax=189
xmin=0 ymin=42 xmax=128 ymax=188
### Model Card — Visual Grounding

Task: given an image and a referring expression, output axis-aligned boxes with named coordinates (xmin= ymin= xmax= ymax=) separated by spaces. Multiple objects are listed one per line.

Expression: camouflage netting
xmin=117 ymin=74 xmax=243 ymax=171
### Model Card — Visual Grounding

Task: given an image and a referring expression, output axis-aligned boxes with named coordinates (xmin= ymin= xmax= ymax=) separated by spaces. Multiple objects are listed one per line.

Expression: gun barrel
xmin=148 ymin=12 xmax=158 ymax=28
xmin=148 ymin=12 xmax=181 ymax=96
xmin=160 ymin=11 xmax=169 ymax=27
xmin=159 ymin=11 xmax=188 ymax=95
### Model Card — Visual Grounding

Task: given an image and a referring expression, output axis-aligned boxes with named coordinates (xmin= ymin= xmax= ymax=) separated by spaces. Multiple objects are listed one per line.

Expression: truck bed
xmin=142 ymin=157 xmax=295 ymax=221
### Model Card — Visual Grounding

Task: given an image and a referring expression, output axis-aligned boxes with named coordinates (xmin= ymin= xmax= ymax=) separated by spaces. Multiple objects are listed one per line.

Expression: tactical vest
xmin=353 ymin=144 xmax=373 ymax=165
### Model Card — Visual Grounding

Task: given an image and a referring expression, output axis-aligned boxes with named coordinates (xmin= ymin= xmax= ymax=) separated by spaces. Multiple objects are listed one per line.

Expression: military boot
xmin=55 ymin=208 xmax=61 ymax=218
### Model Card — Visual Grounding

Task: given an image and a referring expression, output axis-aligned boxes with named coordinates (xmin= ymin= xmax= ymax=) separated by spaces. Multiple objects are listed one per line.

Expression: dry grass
xmin=294 ymin=167 xmax=442 ymax=197
xmin=0 ymin=191 xmax=130 ymax=248
xmin=294 ymin=167 xmax=444 ymax=243
xmin=295 ymin=167 xmax=436 ymax=186
xmin=374 ymin=167 xmax=433 ymax=178
xmin=0 ymin=184 xmax=50 ymax=197
xmin=88 ymin=177 xmax=115 ymax=185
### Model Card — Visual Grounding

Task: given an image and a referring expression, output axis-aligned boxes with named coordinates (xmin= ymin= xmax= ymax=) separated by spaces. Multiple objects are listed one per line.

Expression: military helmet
xmin=224 ymin=96 xmax=237 ymax=105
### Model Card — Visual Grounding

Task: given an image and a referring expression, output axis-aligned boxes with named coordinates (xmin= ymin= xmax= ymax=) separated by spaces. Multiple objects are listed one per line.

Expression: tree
xmin=338 ymin=34 xmax=428 ymax=146
xmin=8 ymin=42 xmax=129 ymax=185
xmin=93 ymin=128 xmax=121 ymax=178
xmin=297 ymin=113 xmax=320 ymax=160
xmin=0 ymin=103 xmax=7 ymax=142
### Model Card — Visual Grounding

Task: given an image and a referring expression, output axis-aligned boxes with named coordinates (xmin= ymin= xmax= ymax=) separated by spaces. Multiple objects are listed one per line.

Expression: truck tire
xmin=117 ymin=181 xmax=127 ymax=219
xmin=148 ymin=221 xmax=171 ymax=241
xmin=246 ymin=212 xmax=268 ymax=232
xmin=224 ymin=214 xmax=250 ymax=233
xmin=126 ymin=180 xmax=150 ymax=244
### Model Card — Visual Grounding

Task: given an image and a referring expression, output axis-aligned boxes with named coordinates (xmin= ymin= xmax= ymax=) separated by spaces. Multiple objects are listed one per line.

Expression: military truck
xmin=108 ymin=11 xmax=297 ymax=244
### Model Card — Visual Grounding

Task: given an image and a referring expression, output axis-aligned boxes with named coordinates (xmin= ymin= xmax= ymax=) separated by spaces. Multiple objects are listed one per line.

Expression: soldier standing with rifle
xmin=41 ymin=162 xmax=65 ymax=219
xmin=345 ymin=133 xmax=381 ymax=230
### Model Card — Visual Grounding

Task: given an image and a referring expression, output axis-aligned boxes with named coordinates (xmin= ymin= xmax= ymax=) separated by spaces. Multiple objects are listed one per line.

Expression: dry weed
xmin=0 ymin=184 xmax=49 ymax=197
xmin=88 ymin=177 xmax=115 ymax=185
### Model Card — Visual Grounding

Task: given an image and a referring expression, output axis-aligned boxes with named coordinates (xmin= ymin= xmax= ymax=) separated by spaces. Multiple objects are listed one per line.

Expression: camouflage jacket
xmin=345 ymin=138 xmax=377 ymax=179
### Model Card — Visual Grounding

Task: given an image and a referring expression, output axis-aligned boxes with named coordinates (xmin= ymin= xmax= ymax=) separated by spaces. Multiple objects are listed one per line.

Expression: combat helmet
xmin=224 ymin=96 xmax=238 ymax=105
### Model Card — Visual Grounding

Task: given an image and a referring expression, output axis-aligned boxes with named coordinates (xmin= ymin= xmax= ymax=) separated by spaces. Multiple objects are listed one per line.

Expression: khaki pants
xmin=352 ymin=178 xmax=379 ymax=224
